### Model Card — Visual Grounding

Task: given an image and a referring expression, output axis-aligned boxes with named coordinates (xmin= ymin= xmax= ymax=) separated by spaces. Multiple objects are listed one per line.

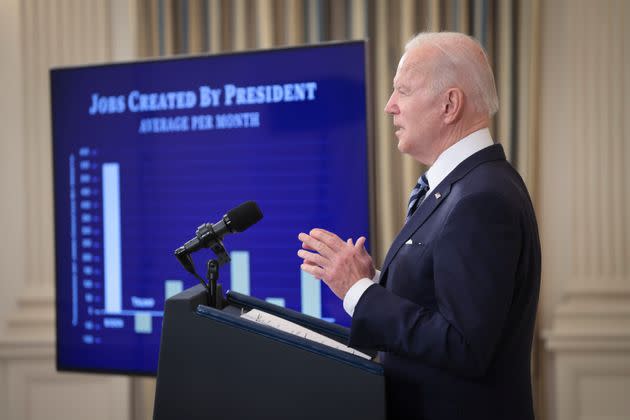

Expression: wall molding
xmin=543 ymin=290 xmax=630 ymax=351
xmin=542 ymin=292 xmax=630 ymax=352
xmin=543 ymin=289 xmax=630 ymax=420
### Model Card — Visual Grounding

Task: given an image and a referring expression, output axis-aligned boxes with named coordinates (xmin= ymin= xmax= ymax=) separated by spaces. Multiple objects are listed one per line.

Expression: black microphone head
xmin=226 ymin=201 xmax=263 ymax=232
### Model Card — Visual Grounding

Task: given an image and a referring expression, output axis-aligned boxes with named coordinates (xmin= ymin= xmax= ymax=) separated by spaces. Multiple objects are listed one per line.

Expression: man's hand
xmin=297 ymin=228 xmax=375 ymax=300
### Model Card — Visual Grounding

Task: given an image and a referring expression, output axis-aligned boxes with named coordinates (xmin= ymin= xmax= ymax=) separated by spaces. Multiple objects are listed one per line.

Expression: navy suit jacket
xmin=349 ymin=144 xmax=541 ymax=420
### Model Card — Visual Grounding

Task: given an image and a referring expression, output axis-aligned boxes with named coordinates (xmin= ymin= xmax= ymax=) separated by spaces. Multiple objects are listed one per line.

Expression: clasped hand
xmin=297 ymin=228 xmax=375 ymax=300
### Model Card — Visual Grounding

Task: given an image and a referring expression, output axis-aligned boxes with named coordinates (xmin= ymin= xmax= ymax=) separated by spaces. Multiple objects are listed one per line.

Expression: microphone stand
xmin=175 ymin=238 xmax=230 ymax=309
xmin=206 ymin=259 xmax=222 ymax=309
xmin=205 ymin=238 xmax=230 ymax=309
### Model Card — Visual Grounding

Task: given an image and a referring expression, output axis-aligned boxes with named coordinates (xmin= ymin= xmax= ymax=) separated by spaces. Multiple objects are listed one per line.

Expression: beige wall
xmin=0 ymin=1 xmax=133 ymax=419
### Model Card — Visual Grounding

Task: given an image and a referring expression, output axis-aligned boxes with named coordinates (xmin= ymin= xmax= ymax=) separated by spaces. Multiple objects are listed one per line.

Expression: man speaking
xmin=298 ymin=32 xmax=540 ymax=420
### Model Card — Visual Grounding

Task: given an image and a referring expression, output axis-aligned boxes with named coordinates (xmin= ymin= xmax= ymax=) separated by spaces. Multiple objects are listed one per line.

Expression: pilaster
xmin=0 ymin=1 xmax=135 ymax=419
xmin=541 ymin=1 xmax=630 ymax=419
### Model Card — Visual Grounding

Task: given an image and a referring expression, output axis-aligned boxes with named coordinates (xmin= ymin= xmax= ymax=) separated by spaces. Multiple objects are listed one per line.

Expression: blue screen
xmin=52 ymin=42 xmax=370 ymax=375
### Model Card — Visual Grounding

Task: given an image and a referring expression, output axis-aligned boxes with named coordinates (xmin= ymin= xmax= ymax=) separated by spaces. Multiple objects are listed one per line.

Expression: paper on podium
xmin=241 ymin=309 xmax=371 ymax=360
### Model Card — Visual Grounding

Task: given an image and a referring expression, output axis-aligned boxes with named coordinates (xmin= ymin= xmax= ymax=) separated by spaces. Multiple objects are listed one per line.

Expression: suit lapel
xmin=380 ymin=184 xmax=452 ymax=276
xmin=379 ymin=144 xmax=507 ymax=283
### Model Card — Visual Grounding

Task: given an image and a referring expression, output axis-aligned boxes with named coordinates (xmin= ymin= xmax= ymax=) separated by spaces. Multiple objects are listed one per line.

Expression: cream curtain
xmin=136 ymin=0 xmax=540 ymax=263
xmin=136 ymin=0 xmax=540 ymax=265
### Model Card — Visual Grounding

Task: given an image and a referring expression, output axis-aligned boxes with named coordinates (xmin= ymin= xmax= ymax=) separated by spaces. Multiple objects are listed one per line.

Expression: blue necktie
xmin=406 ymin=174 xmax=429 ymax=221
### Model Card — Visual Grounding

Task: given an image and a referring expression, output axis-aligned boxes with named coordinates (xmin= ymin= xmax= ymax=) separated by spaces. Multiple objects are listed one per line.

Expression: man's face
xmin=384 ymin=48 xmax=443 ymax=165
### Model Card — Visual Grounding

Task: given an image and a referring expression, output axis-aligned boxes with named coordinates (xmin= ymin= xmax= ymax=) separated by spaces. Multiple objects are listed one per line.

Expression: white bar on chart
xmin=265 ymin=297 xmax=286 ymax=307
xmin=134 ymin=313 xmax=152 ymax=334
xmin=103 ymin=163 xmax=122 ymax=313
xmin=230 ymin=251 xmax=250 ymax=295
xmin=165 ymin=280 xmax=184 ymax=300
xmin=301 ymin=270 xmax=321 ymax=318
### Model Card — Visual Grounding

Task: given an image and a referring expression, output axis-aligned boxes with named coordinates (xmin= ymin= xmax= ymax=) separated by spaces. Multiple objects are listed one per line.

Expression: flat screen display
xmin=52 ymin=41 xmax=370 ymax=375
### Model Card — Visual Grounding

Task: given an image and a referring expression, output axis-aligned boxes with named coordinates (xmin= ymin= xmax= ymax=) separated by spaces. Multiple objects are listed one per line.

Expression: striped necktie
xmin=406 ymin=174 xmax=429 ymax=221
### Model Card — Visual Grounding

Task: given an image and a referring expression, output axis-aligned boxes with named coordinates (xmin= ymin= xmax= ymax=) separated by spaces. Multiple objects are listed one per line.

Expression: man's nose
xmin=384 ymin=94 xmax=398 ymax=114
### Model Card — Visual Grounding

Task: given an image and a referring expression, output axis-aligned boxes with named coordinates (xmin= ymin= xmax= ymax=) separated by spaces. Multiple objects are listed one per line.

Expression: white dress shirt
xmin=342 ymin=128 xmax=495 ymax=316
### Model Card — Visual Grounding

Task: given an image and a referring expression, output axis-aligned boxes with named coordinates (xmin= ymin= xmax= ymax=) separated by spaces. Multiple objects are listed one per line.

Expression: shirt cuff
xmin=343 ymin=270 xmax=381 ymax=317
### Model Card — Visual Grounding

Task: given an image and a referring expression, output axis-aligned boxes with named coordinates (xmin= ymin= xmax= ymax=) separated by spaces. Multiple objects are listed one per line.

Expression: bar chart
xmin=70 ymin=154 xmax=337 ymax=350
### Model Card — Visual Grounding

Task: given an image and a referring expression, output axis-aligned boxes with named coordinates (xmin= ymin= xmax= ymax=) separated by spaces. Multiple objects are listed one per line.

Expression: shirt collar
xmin=425 ymin=128 xmax=494 ymax=193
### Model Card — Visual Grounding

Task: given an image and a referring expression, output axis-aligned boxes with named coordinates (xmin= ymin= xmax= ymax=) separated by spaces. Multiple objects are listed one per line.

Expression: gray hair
xmin=405 ymin=32 xmax=499 ymax=117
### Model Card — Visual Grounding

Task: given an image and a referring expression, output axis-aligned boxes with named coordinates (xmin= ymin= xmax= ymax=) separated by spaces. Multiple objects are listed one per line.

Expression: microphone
xmin=175 ymin=201 xmax=263 ymax=257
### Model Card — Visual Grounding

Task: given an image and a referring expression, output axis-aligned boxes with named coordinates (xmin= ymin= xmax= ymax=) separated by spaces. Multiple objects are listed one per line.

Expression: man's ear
xmin=442 ymin=88 xmax=464 ymax=124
